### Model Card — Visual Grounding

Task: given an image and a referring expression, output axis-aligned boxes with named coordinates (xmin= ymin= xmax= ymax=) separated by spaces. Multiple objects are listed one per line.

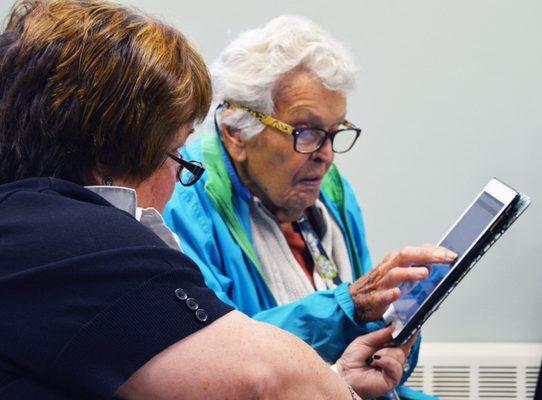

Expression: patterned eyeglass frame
xmin=221 ymin=101 xmax=361 ymax=153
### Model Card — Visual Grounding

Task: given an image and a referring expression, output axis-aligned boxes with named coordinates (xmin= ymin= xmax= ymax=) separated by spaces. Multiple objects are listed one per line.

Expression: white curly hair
xmin=211 ymin=15 xmax=357 ymax=139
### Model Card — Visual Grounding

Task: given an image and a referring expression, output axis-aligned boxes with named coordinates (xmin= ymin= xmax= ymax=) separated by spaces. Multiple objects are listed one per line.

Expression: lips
xmin=298 ymin=175 xmax=324 ymax=187
xmin=296 ymin=165 xmax=328 ymax=188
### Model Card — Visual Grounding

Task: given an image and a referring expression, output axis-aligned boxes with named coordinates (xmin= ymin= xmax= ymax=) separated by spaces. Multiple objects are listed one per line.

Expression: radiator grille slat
xmin=404 ymin=343 xmax=541 ymax=400
xmin=526 ymin=365 xmax=538 ymax=397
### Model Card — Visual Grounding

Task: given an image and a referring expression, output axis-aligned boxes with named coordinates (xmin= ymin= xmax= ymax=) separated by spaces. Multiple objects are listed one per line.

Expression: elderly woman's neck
xmin=264 ymin=202 xmax=305 ymax=233
xmin=271 ymin=206 xmax=305 ymax=227
xmin=232 ymin=158 xmax=306 ymax=226
xmin=246 ymin=178 xmax=306 ymax=224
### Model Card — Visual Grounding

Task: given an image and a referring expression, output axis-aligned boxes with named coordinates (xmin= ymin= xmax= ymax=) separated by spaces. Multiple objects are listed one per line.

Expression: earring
xmin=104 ymin=177 xmax=113 ymax=186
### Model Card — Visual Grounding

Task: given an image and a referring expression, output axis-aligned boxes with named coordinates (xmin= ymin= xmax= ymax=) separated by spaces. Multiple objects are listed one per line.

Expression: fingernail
xmin=435 ymin=249 xmax=456 ymax=260
xmin=434 ymin=250 xmax=446 ymax=259
xmin=366 ymin=355 xmax=381 ymax=366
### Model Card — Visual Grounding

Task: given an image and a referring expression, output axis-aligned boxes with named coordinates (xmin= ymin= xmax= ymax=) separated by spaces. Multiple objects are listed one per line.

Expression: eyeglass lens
xmin=169 ymin=153 xmax=204 ymax=186
xmin=331 ymin=129 xmax=359 ymax=153
xmin=178 ymin=160 xmax=204 ymax=186
xmin=295 ymin=128 xmax=359 ymax=154
xmin=179 ymin=166 xmax=198 ymax=186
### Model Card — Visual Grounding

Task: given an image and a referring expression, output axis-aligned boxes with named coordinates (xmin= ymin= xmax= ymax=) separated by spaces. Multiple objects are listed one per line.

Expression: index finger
xmin=395 ymin=245 xmax=456 ymax=265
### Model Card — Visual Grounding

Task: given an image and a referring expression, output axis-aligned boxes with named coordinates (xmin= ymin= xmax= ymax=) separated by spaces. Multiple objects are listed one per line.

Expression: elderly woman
xmin=0 ymin=1 xmax=419 ymax=399
xmin=164 ymin=15 xmax=456 ymax=400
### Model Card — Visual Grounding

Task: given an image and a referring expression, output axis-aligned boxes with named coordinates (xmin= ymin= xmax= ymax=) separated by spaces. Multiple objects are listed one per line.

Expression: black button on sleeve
xmin=186 ymin=298 xmax=199 ymax=310
xmin=195 ymin=309 xmax=208 ymax=322
xmin=174 ymin=288 xmax=188 ymax=301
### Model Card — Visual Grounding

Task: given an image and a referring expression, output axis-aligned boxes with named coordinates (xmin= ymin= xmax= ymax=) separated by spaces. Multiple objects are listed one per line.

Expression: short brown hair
xmin=0 ymin=0 xmax=211 ymax=184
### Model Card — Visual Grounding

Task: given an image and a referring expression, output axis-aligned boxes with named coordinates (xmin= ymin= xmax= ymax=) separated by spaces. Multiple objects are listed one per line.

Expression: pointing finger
xmin=395 ymin=245 xmax=456 ymax=265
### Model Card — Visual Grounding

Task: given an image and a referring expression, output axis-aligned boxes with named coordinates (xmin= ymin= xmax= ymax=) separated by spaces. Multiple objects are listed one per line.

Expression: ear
xmin=221 ymin=123 xmax=247 ymax=163
xmin=88 ymin=166 xmax=115 ymax=186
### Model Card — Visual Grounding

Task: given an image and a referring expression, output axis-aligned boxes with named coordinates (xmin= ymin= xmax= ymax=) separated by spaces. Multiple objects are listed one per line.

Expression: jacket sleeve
xmin=252 ymin=282 xmax=388 ymax=363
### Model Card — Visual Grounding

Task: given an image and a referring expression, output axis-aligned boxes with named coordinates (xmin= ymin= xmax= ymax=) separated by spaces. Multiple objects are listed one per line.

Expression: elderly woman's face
xmin=241 ymin=71 xmax=346 ymax=221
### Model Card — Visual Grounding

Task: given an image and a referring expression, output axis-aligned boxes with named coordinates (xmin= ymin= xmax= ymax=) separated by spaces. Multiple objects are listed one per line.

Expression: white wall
xmin=1 ymin=0 xmax=541 ymax=342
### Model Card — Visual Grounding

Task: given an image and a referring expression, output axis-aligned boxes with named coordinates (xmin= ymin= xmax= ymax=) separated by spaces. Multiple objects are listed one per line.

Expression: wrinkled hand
xmin=336 ymin=326 xmax=417 ymax=399
xmin=350 ymin=244 xmax=456 ymax=322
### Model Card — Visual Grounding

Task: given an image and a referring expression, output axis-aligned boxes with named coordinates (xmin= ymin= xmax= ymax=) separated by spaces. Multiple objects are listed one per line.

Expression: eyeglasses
xmin=222 ymin=101 xmax=362 ymax=154
xmin=168 ymin=153 xmax=205 ymax=186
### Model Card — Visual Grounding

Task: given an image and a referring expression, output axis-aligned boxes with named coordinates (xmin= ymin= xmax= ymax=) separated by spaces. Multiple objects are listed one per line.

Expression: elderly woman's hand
xmin=350 ymin=244 xmax=456 ymax=322
xmin=336 ymin=325 xmax=417 ymax=398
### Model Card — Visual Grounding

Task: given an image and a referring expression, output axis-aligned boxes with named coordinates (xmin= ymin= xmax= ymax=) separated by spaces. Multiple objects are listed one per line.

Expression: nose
xmin=311 ymin=137 xmax=334 ymax=164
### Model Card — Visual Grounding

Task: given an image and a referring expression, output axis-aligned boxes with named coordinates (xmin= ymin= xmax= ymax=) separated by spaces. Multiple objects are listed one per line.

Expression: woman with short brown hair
xmin=0 ymin=0 xmax=210 ymax=191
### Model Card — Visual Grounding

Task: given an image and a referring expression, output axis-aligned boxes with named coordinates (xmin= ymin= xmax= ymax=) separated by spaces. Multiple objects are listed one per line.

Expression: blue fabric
xmin=397 ymin=386 xmax=439 ymax=400
xmin=164 ymin=133 xmax=433 ymax=399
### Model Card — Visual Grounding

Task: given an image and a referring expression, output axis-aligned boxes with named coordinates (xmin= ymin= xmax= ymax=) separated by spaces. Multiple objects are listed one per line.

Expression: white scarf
xmin=250 ymin=198 xmax=353 ymax=305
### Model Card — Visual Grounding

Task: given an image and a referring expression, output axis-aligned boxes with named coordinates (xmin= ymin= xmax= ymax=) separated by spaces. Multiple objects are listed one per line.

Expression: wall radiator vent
xmin=404 ymin=343 xmax=541 ymax=399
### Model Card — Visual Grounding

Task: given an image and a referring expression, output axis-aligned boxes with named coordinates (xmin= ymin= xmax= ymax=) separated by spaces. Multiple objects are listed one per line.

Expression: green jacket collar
xmin=201 ymin=132 xmax=263 ymax=275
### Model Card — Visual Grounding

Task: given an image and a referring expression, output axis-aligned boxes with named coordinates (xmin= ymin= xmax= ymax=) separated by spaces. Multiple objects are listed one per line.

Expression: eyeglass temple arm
xmin=223 ymin=102 xmax=360 ymax=136
xmin=222 ymin=101 xmax=296 ymax=136
xmin=169 ymin=153 xmax=205 ymax=175
xmin=342 ymin=120 xmax=360 ymax=130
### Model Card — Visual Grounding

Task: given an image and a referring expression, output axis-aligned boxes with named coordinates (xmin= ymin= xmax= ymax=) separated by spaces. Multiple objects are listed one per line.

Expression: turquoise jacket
xmin=164 ymin=131 xmax=436 ymax=400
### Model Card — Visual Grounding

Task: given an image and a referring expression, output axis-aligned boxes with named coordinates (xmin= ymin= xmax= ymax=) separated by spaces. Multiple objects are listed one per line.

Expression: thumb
xmin=357 ymin=325 xmax=395 ymax=348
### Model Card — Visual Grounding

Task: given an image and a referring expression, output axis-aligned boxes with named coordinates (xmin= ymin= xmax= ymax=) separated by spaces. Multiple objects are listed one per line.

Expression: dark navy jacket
xmin=0 ymin=178 xmax=232 ymax=400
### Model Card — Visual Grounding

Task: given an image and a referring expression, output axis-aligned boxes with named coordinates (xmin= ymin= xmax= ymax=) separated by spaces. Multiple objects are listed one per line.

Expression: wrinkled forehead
xmin=273 ymin=70 xmax=347 ymax=125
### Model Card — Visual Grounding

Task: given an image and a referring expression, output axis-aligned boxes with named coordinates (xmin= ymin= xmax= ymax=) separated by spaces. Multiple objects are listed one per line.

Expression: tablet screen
xmin=440 ymin=192 xmax=504 ymax=257
xmin=391 ymin=192 xmax=505 ymax=327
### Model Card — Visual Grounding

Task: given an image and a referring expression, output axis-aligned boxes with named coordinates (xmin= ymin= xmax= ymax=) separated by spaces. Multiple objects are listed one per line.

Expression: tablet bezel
xmin=389 ymin=178 xmax=521 ymax=345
